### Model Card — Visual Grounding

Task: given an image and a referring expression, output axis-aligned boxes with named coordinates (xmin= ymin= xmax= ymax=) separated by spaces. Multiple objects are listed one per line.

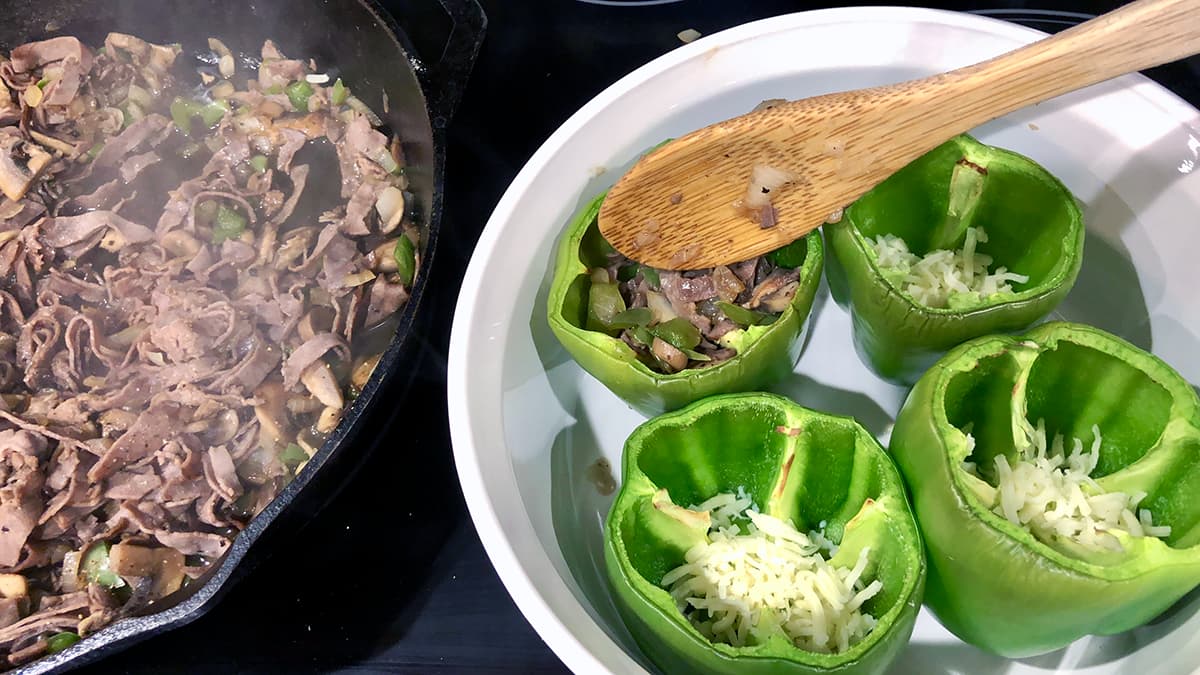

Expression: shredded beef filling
xmin=0 ymin=32 xmax=418 ymax=665
xmin=592 ymin=247 xmax=799 ymax=374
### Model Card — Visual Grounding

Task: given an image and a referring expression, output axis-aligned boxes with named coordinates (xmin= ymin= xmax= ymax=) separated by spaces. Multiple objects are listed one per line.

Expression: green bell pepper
xmin=889 ymin=321 xmax=1200 ymax=657
xmin=824 ymin=135 xmax=1084 ymax=384
xmin=605 ymin=393 xmax=925 ymax=674
xmin=547 ymin=192 xmax=823 ymax=416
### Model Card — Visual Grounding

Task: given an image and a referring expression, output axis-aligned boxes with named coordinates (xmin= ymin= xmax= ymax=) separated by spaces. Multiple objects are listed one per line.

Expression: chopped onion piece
xmin=306 ymin=73 xmax=330 ymax=84
xmin=745 ymin=164 xmax=796 ymax=210
xmin=345 ymin=96 xmax=383 ymax=126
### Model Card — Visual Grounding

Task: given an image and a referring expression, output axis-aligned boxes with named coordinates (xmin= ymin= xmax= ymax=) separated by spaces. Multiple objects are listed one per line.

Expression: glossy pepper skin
xmin=889 ymin=322 xmax=1200 ymax=657
xmin=548 ymin=193 xmax=823 ymax=416
xmin=605 ymin=393 xmax=925 ymax=674
xmin=824 ymin=135 xmax=1084 ymax=384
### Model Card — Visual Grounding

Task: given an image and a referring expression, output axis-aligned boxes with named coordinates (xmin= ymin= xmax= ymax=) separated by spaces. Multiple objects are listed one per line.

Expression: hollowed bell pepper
xmin=548 ymin=193 xmax=823 ymax=415
xmin=605 ymin=393 xmax=925 ymax=673
xmin=824 ymin=135 xmax=1084 ymax=384
xmin=889 ymin=321 xmax=1200 ymax=657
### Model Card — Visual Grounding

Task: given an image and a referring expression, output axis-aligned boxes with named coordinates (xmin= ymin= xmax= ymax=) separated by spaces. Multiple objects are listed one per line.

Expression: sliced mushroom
xmin=60 ymin=550 xmax=82 ymax=592
xmin=274 ymin=227 xmax=316 ymax=270
xmin=371 ymin=238 xmax=400 ymax=273
xmin=258 ymin=99 xmax=285 ymax=120
xmin=297 ymin=307 xmax=334 ymax=342
xmin=0 ymin=130 xmax=53 ymax=201
xmin=315 ymin=405 xmax=341 ymax=433
xmin=253 ymin=380 xmax=291 ymax=446
xmin=350 ymin=353 xmax=382 ymax=391
xmin=98 ymin=409 xmax=138 ymax=436
xmin=374 ymin=186 xmax=405 ymax=233
xmin=342 ymin=269 xmax=376 ymax=288
xmin=651 ymin=337 xmax=688 ymax=374
xmin=107 ymin=544 xmax=185 ymax=599
xmin=99 ymin=227 xmax=126 ymax=252
xmin=747 ymin=270 xmax=801 ymax=313
xmin=300 ymin=361 xmax=343 ymax=409
xmin=286 ymin=394 xmax=323 ymax=415
xmin=274 ymin=112 xmax=326 ymax=139
xmin=161 ymin=230 xmax=202 ymax=258
xmin=0 ymin=574 xmax=27 ymax=599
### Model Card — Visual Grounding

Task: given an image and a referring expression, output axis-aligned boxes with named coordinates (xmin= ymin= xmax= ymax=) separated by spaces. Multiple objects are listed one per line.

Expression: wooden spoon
xmin=598 ymin=0 xmax=1200 ymax=270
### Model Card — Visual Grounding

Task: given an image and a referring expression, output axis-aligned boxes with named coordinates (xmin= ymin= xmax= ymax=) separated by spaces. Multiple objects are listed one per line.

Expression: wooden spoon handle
xmin=931 ymin=0 xmax=1200 ymax=132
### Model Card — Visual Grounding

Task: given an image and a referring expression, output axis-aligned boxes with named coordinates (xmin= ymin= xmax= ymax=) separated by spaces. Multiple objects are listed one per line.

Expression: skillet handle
xmin=423 ymin=0 xmax=486 ymax=130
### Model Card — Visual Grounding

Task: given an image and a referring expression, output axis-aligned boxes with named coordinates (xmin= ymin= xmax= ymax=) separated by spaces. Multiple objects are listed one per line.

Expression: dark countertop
xmin=85 ymin=1 xmax=1200 ymax=673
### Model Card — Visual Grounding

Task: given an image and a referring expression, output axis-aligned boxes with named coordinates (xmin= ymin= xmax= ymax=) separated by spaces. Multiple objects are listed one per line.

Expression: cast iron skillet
xmin=0 ymin=0 xmax=485 ymax=671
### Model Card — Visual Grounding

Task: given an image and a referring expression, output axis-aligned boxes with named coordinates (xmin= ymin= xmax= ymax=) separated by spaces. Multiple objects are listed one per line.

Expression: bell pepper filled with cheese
xmin=889 ymin=322 xmax=1200 ymax=657
xmin=547 ymin=191 xmax=822 ymax=416
xmin=604 ymin=393 xmax=925 ymax=674
xmin=824 ymin=134 xmax=1084 ymax=384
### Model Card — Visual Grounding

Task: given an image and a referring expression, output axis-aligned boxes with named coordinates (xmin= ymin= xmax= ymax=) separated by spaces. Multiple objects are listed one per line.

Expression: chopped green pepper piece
xmin=639 ymin=265 xmax=660 ymax=288
xmin=630 ymin=325 xmax=654 ymax=347
xmin=199 ymin=99 xmax=231 ymax=127
xmin=46 ymin=632 xmax=80 ymax=654
xmin=716 ymin=301 xmax=776 ymax=327
xmin=606 ymin=393 xmax=925 ymax=674
xmin=81 ymin=542 xmax=125 ymax=589
xmin=331 ymin=78 xmax=348 ymax=106
xmin=586 ymin=281 xmax=626 ymax=334
xmin=280 ymin=442 xmax=308 ymax=470
xmin=211 ymin=204 xmax=247 ymax=244
xmin=170 ymin=97 xmax=202 ymax=135
xmin=392 ymin=236 xmax=416 ymax=287
xmin=616 ymin=264 xmax=638 ymax=282
xmin=548 ymin=191 xmax=823 ymax=415
xmin=824 ymin=134 xmax=1084 ymax=384
xmin=649 ymin=317 xmax=700 ymax=351
xmin=890 ymin=322 xmax=1200 ymax=657
xmin=86 ymin=142 xmax=104 ymax=161
xmin=285 ymin=80 xmax=314 ymax=110
xmin=249 ymin=154 xmax=269 ymax=174
xmin=608 ymin=307 xmax=652 ymax=330
xmin=35 ymin=77 xmax=50 ymax=89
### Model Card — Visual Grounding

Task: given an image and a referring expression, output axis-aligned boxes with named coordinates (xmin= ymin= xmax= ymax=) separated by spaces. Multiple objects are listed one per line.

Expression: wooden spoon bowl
xmin=598 ymin=0 xmax=1200 ymax=270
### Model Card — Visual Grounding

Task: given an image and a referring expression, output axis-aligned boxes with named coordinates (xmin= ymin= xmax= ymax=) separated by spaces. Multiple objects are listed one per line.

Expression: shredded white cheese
xmin=871 ymin=227 xmax=1028 ymax=309
xmin=661 ymin=490 xmax=881 ymax=654
xmin=967 ymin=419 xmax=1170 ymax=551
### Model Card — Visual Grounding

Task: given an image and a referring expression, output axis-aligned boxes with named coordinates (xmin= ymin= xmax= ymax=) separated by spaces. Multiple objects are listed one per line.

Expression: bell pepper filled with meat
xmin=548 ymin=192 xmax=823 ymax=415
xmin=604 ymin=393 xmax=924 ymax=674
xmin=889 ymin=322 xmax=1200 ymax=657
xmin=824 ymin=134 xmax=1084 ymax=384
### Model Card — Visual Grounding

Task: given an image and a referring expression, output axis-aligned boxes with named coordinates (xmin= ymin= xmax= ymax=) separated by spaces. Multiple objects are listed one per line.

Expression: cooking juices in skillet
xmin=0 ymin=33 xmax=415 ymax=665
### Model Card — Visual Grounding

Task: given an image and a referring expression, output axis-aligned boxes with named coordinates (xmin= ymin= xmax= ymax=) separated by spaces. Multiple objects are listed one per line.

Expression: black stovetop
xmin=82 ymin=1 xmax=1199 ymax=673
